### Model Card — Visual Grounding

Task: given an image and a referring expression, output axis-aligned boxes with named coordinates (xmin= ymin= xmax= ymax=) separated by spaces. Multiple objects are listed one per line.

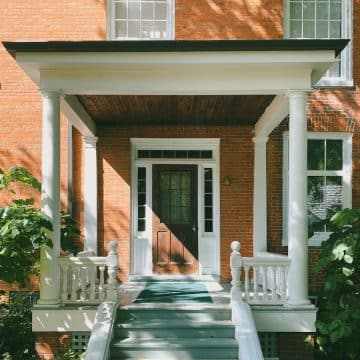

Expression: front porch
xmin=3 ymin=40 xmax=348 ymax=337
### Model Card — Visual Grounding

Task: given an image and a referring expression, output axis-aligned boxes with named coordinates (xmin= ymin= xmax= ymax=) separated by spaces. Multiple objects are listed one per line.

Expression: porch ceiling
xmin=76 ymin=95 xmax=275 ymax=126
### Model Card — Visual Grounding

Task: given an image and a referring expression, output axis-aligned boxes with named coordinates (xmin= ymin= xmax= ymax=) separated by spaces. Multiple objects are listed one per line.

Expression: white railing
xmin=58 ymin=241 xmax=119 ymax=305
xmin=230 ymin=241 xmax=290 ymax=305
xmin=85 ymin=301 xmax=118 ymax=360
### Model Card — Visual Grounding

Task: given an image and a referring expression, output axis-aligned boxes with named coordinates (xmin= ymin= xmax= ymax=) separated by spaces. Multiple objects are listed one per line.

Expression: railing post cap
xmin=108 ymin=240 xmax=118 ymax=253
xmin=231 ymin=241 xmax=241 ymax=252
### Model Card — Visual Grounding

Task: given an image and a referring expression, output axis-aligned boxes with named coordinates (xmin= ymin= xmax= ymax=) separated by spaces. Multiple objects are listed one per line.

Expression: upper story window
xmin=108 ymin=0 xmax=173 ymax=40
xmin=285 ymin=0 xmax=353 ymax=86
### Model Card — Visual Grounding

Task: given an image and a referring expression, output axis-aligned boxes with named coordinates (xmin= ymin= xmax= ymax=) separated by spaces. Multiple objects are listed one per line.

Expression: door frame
xmin=130 ymin=138 xmax=220 ymax=276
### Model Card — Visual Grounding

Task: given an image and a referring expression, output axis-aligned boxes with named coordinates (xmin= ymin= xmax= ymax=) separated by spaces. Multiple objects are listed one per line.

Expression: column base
xmin=34 ymin=299 xmax=61 ymax=309
xmin=285 ymin=299 xmax=314 ymax=308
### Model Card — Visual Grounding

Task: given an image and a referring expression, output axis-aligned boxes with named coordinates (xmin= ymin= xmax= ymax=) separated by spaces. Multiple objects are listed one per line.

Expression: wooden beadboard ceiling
xmin=77 ymin=95 xmax=275 ymax=126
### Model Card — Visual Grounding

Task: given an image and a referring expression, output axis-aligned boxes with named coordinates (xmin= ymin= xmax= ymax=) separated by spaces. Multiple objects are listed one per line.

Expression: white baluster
xmin=230 ymin=241 xmax=243 ymax=302
xmin=80 ymin=266 xmax=87 ymax=301
xmin=244 ymin=265 xmax=250 ymax=302
xmin=99 ymin=266 xmax=105 ymax=301
xmin=270 ymin=266 xmax=276 ymax=301
xmin=60 ymin=263 xmax=69 ymax=302
xmin=262 ymin=266 xmax=268 ymax=302
xmin=106 ymin=241 xmax=119 ymax=303
xmin=89 ymin=262 xmax=96 ymax=301
xmin=253 ymin=265 xmax=259 ymax=301
xmin=280 ymin=265 xmax=287 ymax=301
xmin=71 ymin=265 xmax=78 ymax=301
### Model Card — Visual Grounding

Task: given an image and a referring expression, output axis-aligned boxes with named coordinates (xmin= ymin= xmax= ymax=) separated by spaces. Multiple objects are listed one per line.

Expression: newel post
xmin=230 ymin=241 xmax=243 ymax=302
xmin=106 ymin=241 xmax=119 ymax=303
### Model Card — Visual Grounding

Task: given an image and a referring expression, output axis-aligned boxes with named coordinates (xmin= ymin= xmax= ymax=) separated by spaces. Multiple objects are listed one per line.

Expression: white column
xmin=287 ymin=90 xmax=310 ymax=306
xmin=84 ymin=136 xmax=98 ymax=253
xmin=253 ymin=136 xmax=268 ymax=254
xmin=36 ymin=90 xmax=62 ymax=307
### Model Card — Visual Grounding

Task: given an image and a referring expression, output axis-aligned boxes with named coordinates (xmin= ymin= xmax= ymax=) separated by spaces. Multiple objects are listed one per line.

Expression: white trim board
xmin=130 ymin=138 xmax=221 ymax=276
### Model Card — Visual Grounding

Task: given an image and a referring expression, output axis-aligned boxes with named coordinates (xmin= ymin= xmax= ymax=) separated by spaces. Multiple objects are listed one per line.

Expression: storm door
xmin=152 ymin=165 xmax=198 ymax=274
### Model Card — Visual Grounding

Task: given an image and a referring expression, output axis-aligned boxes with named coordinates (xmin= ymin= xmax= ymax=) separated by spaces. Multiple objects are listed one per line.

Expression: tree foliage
xmin=0 ymin=167 xmax=53 ymax=287
xmin=313 ymin=208 xmax=360 ymax=359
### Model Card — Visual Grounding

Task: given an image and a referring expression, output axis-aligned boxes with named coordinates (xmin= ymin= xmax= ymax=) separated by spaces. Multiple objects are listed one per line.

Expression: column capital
xmin=83 ymin=136 xmax=98 ymax=147
xmin=252 ymin=136 xmax=269 ymax=145
xmin=286 ymin=89 xmax=309 ymax=99
xmin=39 ymin=88 xmax=63 ymax=98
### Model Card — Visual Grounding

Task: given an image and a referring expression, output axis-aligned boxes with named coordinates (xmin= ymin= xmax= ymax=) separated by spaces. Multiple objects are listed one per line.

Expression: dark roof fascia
xmin=2 ymin=39 xmax=349 ymax=57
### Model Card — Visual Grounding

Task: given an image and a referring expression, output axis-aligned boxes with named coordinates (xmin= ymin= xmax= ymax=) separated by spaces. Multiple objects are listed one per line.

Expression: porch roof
xmin=2 ymin=39 xmax=348 ymax=132
xmin=3 ymin=39 xmax=347 ymax=57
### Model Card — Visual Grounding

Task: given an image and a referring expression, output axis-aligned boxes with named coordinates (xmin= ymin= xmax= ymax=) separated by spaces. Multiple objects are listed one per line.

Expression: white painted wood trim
xmin=61 ymin=95 xmax=96 ymax=137
xmin=255 ymin=95 xmax=289 ymax=137
xmin=83 ymin=136 xmax=99 ymax=254
xmin=130 ymin=138 xmax=220 ymax=276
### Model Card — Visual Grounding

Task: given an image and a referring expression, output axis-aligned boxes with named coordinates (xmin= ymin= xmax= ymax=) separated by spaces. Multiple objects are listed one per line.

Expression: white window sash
xmin=107 ymin=0 xmax=174 ymax=40
xmin=282 ymin=131 xmax=352 ymax=247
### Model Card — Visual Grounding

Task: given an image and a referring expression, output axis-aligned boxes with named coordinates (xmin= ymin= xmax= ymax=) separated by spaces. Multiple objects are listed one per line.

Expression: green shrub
xmin=0 ymin=291 xmax=37 ymax=360
xmin=313 ymin=208 xmax=360 ymax=359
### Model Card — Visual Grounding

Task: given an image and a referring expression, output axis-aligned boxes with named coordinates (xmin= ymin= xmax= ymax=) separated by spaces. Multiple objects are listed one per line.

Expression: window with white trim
xmin=108 ymin=0 xmax=173 ymax=40
xmin=285 ymin=0 xmax=353 ymax=86
xmin=283 ymin=132 xmax=352 ymax=246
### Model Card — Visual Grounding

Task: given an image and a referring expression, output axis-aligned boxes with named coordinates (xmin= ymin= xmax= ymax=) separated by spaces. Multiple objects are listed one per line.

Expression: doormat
xmin=134 ymin=282 xmax=212 ymax=303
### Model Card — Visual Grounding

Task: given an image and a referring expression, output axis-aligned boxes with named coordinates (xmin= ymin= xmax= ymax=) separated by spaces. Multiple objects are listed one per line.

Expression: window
xmin=108 ymin=0 xmax=173 ymax=40
xmin=285 ymin=0 xmax=353 ymax=86
xmin=137 ymin=167 xmax=146 ymax=231
xmin=204 ymin=168 xmax=213 ymax=232
xmin=283 ymin=132 xmax=352 ymax=246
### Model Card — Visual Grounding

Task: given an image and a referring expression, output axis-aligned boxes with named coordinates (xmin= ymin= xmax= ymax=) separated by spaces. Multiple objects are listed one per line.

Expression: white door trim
xmin=130 ymin=138 xmax=220 ymax=276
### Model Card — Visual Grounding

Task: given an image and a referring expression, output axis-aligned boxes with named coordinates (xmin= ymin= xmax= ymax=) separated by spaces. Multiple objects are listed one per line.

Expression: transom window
xmin=285 ymin=0 xmax=352 ymax=86
xmin=283 ymin=132 xmax=352 ymax=246
xmin=108 ymin=0 xmax=173 ymax=40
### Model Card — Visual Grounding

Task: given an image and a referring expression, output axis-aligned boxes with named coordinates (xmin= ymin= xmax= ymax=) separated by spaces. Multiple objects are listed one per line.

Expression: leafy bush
xmin=313 ymin=208 xmax=360 ymax=359
xmin=0 ymin=291 xmax=38 ymax=360
xmin=0 ymin=167 xmax=53 ymax=287
xmin=0 ymin=166 xmax=82 ymax=286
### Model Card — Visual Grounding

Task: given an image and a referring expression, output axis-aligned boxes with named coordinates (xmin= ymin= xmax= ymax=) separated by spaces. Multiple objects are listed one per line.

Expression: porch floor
xmin=118 ymin=276 xmax=231 ymax=307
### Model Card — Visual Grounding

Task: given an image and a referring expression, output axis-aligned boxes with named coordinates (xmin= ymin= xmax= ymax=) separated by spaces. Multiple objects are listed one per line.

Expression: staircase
xmin=110 ymin=279 xmax=238 ymax=360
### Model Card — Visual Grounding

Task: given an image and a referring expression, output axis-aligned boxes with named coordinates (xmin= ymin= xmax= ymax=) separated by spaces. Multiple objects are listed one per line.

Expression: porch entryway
xmin=152 ymin=164 xmax=198 ymax=274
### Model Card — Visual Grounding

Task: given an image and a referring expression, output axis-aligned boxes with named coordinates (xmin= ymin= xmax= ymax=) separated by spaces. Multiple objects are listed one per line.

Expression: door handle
xmin=192 ymin=226 xmax=197 ymax=232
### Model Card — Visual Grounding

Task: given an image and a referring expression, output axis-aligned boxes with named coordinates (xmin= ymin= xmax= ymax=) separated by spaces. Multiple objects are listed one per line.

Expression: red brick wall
xmin=175 ymin=0 xmax=284 ymax=39
xmin=97 ymin=125 xmax=254 ymax=281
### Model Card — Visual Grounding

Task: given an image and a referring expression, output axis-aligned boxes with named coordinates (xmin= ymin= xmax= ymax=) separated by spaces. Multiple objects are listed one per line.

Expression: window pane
xmin=115 ymin=21 xmax=127 ymax=37
xmin=330 ymin=1 xmax=341 ymax=20
xmin=290 ymin=1 xmax=302 ymax=19
xmin=142 ymin=2 xmax=154 ymax=20
xmin=316 ymin=21 xmax=329 ymax=38
xmin=290 ymin=20 xmax=302 ymax=38
xmin=308 ymin=140 xmax=325 ymax=170
xmin=326 ymin=140 xmax=343 ymax=170
xmin=303 ymin=20 xmax=315 ymax=38
xmin=325 ymin=176 xmax=343 ymax=205
xmin=155 ymin=2 xmax=167 ymax=20
xmin=205 ymin=194 xmax=213 ymax=206
xmin=330 ymin=21 xmax=341 ymax=37
xmin=205 ymin=220 xmax=213 ymax=233
xmin=303 ymin=1 xmax=315 ymax=20
xmin=115 ymin=2 xmax=127 ymax=19
xmin=128 ymin=2 xmax=140 ymax=19
xmin=317 ymin=2 xmax=329 ymax=20
xmin=308 ymin=176 xmax=324 ymax=203
xmin=128 ymin=20 xmax=140 ymax=37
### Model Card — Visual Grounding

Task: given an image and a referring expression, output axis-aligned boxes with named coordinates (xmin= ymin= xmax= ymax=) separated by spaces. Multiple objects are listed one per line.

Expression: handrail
xmin=58 ymin=241 xmax=119 ymax=305
xmin=85 ymin=301 xmax=117 ymax=360
xmin=230 ymin=241 xmax=290 ymax=305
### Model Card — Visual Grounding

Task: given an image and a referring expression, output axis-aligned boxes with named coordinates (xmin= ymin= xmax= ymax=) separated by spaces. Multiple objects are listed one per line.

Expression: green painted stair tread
xmin=112 ymin=338 xmax=238 ymax=348
xmin=116 ymin=319 xmax=234 ymax=328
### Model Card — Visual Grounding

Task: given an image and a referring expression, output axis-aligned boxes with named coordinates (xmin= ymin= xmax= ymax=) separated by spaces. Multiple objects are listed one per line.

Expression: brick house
xmin=0 ymin=1 xmax=358 ymax=359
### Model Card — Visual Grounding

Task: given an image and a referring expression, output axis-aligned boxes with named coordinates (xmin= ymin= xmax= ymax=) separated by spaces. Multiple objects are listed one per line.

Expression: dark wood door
xmin=152 ymin=165 xmax=198 ymax=274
